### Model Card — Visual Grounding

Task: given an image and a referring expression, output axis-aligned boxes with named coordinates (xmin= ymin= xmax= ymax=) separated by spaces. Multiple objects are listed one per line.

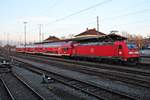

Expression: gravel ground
xmin=0 ymin=75 xmax=12 ymax=100
xmin=14 ymin=57 xmax=150 ymax=100
xmin=13 ymin=66 xmax=98 ymax=100
xmin=2 ymin=73 xmax=41 ymax=100
xmin=47 ymin=83 xmax=97 ymax=100
xmin=0 ymin=68 xmax=10 ymax=73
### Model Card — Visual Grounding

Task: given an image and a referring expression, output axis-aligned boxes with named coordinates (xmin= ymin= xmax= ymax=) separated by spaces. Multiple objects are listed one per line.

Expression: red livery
xmin=16 ymin=34 xmax=140 ymax=63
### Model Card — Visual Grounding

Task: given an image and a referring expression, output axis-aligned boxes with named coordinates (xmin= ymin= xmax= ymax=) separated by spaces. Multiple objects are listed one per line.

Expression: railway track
xmin=0 ymin=78 xmax=15 ymax=100
xmin=0 ymin=67 xmax=11 ymax=73
xmin=1 ymin=72 xmax=45 ymax=100
xmin=16 ymin=53 xmax=150 ymax=73
xmin=16 ymin=53 xmax=150 ymax=68
xmin=14 ymin=54 xmax=150 ymax=88
xmin=12 ymin=62 xmax=137 ymax=100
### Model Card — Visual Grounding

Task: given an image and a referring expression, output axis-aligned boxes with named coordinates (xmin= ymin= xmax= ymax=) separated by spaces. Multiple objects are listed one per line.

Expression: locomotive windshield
xmin=127 ymin=43 xmax=138 ymax=49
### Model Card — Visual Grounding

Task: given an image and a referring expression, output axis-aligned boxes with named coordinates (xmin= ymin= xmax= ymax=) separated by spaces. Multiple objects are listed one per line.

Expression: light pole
xmin=7 ymin=33 xmax=10 ymax=59
xmin=42 ymin=32 xmax=44 ymax=41
xmin=38 ymin=24 xmax=43 ymax=42
xmin=96 ymin=16 xmax=99 ymax=32
xmin=24 ymin=22 xmax=27 ymax=54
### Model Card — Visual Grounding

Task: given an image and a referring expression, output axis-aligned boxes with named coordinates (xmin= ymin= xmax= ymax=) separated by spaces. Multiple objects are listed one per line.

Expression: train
xmin=16 ymin=34 xmax=140 ymax=63
xmin=140 ymin=44 xmax=150 ymax=57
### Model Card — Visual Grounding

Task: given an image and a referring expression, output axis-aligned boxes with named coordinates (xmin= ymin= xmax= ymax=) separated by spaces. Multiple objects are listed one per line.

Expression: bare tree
xmin=121 ymin=31 xmax=144 ymax=48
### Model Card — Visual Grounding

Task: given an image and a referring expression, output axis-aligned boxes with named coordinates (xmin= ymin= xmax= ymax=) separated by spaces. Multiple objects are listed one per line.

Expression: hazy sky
xmin=0 ymin=0 xmax=150 ymax=44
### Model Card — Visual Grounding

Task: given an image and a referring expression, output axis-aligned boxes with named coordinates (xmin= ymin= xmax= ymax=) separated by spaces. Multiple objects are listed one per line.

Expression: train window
xmin=142 ymin=45 xmax=150 ymax=50
xmin=63 ymin=48 xmax=68 ymax=51
xmin=118 ymin=45 xmax=122 ymax=49
xmin=127 ymin=43 xmax=137 ymax=49
xmin=98 ymin=42 xmax=114 ymax=45
xmin=79 ymin=42 xmax=99 ymax=46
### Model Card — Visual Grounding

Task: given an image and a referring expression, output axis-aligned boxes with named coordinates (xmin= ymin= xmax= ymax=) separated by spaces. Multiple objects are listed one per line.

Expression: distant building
xmin=143 ymin=37 xmax=150 ymax=47
xmin=75 ymin=28 xmax=106 ymax=37
xmin=43 ymin=36 xmax=60 ymax=42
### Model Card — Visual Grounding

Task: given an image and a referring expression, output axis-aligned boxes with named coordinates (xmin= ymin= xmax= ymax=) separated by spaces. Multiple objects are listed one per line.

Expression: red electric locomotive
xmin=16 ymin=34 xmax=140 ymax=63
xmin=71 ymin=34 xmax=139 ymax=62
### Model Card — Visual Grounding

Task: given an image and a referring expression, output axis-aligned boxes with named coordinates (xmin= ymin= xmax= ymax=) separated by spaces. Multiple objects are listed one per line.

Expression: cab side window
xmin=63 ymin=48 xmax=68 ymax=51
xmin=118 ymin=45 xmax=122 ymax=49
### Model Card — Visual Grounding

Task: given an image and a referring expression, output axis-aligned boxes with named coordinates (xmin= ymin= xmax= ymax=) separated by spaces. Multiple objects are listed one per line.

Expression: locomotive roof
xmin=72 ymin=34 xmax=127 ymax=42
xmin=106 ymin=34 xmax=127 ymax=41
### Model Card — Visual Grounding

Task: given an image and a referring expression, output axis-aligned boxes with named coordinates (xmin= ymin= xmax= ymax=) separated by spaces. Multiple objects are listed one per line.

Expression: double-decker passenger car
xmin=16 ymin=34 xmax=140 ymax=63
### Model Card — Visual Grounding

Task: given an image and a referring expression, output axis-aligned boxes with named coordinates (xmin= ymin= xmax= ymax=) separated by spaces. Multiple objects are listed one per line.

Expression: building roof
xmin=75 ymin=28 xmax=106 ymax=37
xmin=144 ymin=38 xmax=150 ymax=46
xmin=43 ymin=36 xmax=60 ymax=42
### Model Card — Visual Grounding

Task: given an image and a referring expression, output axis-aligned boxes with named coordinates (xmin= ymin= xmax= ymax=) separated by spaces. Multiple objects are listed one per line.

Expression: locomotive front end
xmin=126 ymin=43 xmax=140 ymax=62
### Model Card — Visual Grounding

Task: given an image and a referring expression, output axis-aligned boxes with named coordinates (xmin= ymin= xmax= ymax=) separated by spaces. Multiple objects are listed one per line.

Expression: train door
xmin=61 ymin=41 xmax=74 ymax=56
xmin=114 ymin=43 xmax=124 ymax=62
xmin=71 ymin=42 xmax=79 ymax=56
xmin=114 ymin=42 xmax=122 ymax=57
xmin=118 ymin=45 xmax=123 ymax=57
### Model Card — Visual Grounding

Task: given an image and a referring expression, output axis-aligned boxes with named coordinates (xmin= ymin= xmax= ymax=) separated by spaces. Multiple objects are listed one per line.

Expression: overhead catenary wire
xmin=45 ymin=0 xmax=150 ymax=31
xmin=78 ymin=8 xmax=150 ymax=29
xmin=103 ymin=8 xmax=150 ymax=21
xmin=104 ymin=18 xmax=150 ymax=30
xmin=45 ymin=0 xmax=150 ymax=26
xmin=47 ymin=0 xmax=64 ymax=10
xmin=46 ymin=0 xmax=112 ymax=25
xmin=42 ymin=0 xmax=150 ymax=38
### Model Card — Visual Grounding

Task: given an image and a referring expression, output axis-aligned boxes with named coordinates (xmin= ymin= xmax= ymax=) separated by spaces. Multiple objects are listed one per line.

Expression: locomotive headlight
xmin=119 ymin=51 xmax=122 ymax=54
xmin=129 ymin=51 xmax=139 ymax=54
xmin=128 ymin=51 xmax=133 ymax=54
xmin=134 ymin=51 xmax=139 ymax=54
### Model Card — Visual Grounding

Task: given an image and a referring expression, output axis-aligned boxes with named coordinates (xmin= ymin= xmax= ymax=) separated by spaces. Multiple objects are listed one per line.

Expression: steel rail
xmin=11 ymin=72 xmax=45 ymax=100
xmin=15 ymin=54 xmax=150 ymax=76
xmin=13 ymin=61 xmax=138 ymax=100
xmin=14 ymin=55 xmax=150 ymax=88
xmin=0 ymin=78 xmax=15 ymax=100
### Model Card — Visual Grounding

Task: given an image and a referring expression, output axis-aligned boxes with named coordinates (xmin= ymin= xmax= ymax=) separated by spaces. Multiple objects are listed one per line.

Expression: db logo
xmin=90 ymin=48 xmax=94 ymax=53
